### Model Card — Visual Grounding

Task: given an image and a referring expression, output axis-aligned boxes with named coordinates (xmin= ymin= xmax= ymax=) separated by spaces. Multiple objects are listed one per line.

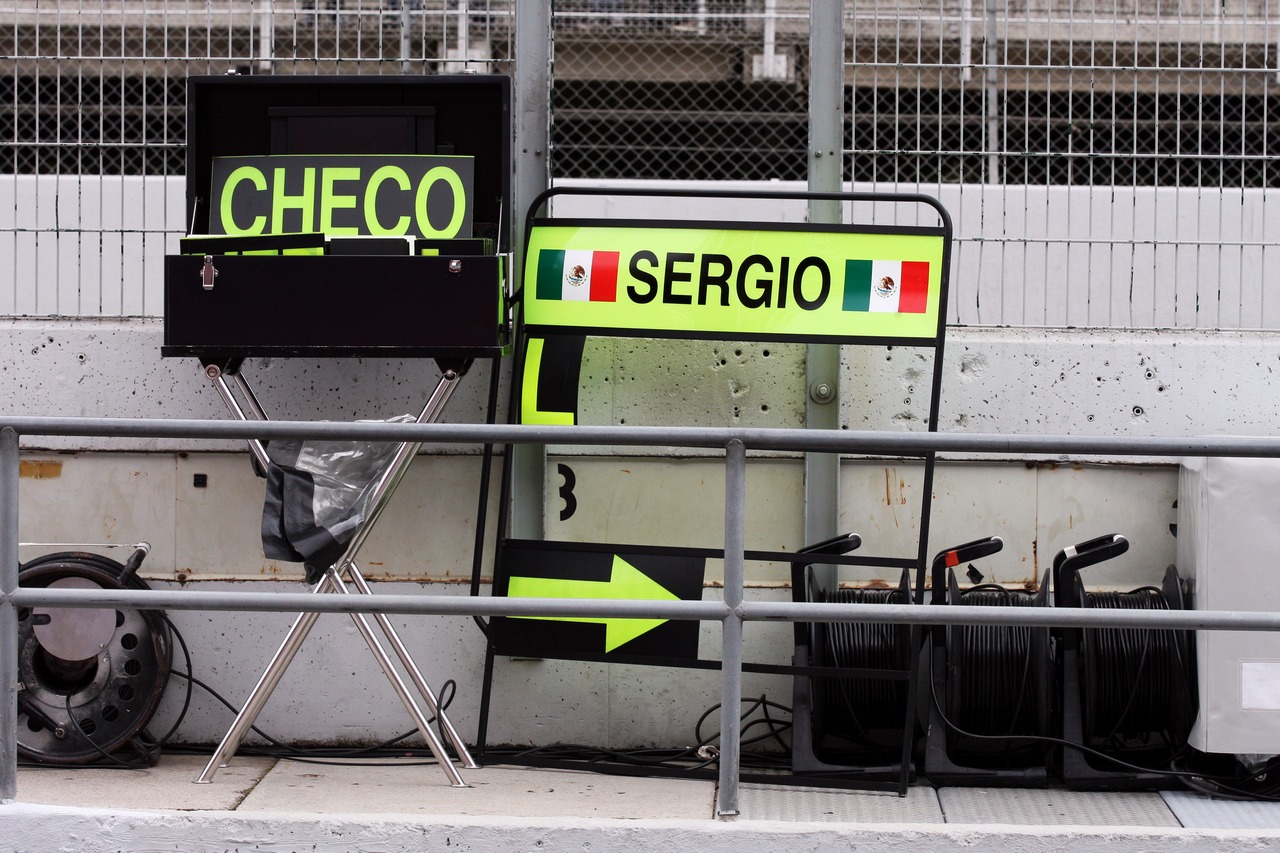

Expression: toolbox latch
xmin=200 ymin=255 xmax=219 ymax=291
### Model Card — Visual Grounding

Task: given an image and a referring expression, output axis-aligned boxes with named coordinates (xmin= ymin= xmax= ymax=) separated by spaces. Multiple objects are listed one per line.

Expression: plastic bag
xmin=260 ymin=415 xmax=414 ymax=583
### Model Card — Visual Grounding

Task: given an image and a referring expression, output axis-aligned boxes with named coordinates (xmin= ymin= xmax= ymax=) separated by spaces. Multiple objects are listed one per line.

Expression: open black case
xmin=163 ymin=74 xmax=511 ymax=362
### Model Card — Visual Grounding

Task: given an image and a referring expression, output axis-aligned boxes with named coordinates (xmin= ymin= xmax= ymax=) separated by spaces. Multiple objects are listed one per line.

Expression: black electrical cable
xmin=947 ymin=584 xmax=1045 ymax=745
xmin=495 ymin=695 xmax=796 ymax=773
xmin=694 ymin=695 xmax=794 ymax=756
xmin=928 ymin=666 xmax=1280 ymax=798
xmin=1080 ymin=586 xmax=1194 ymax=752
xmin=148 ymin=612 xmax=195 ymax=750
xmin=816 ymin=586 xmax=911 ymax=753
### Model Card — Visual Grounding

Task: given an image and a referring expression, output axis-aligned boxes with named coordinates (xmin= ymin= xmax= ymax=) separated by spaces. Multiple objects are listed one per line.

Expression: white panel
xmin=1241 ymin=662 xmax=1280 ymax=712
xmin=549 ymin=456 xmax=1174 ymax=590
xmin=1034 ymin=465 xmax=1178 ymax=590
xmin=349 ymin=455 xmax=503 ymax=581
xmin=1181 ymin=457 xmax=1280 ymax=754
xmin=17 ymin=452 xmax=176 ymax=578
xmin=841 ymin=461 xmax=1040 ymax=585
xmin=556 ymin=180 xmax=1280 ymax=333
xmin=545 ymin=456 xmax=804 ymax=584
xmin=174 ymin=453 xmax=283 ymax=579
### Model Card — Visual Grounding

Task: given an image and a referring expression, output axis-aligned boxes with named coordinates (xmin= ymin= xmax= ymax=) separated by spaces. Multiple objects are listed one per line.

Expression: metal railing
xmin=6 ymin=416 xmax=1280 ymax=817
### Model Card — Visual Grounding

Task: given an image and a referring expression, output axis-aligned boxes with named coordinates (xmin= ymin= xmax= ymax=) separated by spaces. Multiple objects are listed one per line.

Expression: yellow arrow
xmin=507 ymin=555 xmax=679 ymax=652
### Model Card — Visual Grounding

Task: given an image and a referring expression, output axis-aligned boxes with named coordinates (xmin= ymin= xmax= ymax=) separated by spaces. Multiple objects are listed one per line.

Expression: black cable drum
xmin=944 ymin=579 xmax=1050 ymax=765
xmin=810 ymin=572 xmax=914 ymax=760
xmin=1079 ymin=581 xmax=1195 ymax=753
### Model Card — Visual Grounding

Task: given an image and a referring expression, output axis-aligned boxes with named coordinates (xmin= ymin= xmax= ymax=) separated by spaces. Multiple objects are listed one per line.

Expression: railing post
xmin=509 ymin=0 xmax=553 ymax=542
xmin=716 ymin=438 xmax=746 ymax=818
xmin=0 ymin=427 xmax=19 ymax=802
xmin=806 ymin=0 xmax=845 ymax=594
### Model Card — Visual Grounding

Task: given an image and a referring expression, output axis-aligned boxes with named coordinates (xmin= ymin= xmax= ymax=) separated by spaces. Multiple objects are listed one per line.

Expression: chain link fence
xmin=2 ymin=1 xmax=516 ymax=176
xmin=549 ymin=1 xmax=808 ymax=181
xmin=0 ymin=1 xmax=1276 ymax=326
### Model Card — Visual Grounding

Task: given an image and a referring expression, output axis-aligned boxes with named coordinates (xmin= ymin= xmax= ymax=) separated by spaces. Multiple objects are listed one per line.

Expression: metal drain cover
xmin=937 ymin=787 xmax=1181 ymax=827
xmin=737 ymin=783 xmax=945 ymax=823
xmin=1162 ymin=790 xmax=1280 ymax=829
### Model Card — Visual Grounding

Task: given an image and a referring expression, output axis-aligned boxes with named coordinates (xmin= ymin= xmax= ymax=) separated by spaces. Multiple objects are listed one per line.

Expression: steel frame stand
xmin=194 ymin=361 xmax=478 ymax=787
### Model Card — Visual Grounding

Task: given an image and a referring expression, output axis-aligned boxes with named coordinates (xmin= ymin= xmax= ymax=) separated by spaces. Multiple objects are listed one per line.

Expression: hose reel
xmin=16 ymin=548 xmax=172 ymax=765
xmin=920 ymin=536 xmax=1053 ymax=785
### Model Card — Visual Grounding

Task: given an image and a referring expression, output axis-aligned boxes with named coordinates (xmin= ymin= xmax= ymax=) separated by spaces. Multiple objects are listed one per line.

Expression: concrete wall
xmin=7 ymin=178 xmax=1280 ymax=746
xmin=7 ymin=314 xmax=1257 ymax=747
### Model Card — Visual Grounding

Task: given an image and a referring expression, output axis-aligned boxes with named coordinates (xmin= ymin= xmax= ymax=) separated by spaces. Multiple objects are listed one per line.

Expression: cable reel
xmin=1073 ymin=564 xmax=1195 ymax=756
xmin=808 ymin=568 xmax=914 ymax=761
xmin=1050 ymin=535 xmax=1197 ymax=787
xmin=16 ymin=548 xmax=172 ymax=765
xmin=944 ymin=572 xmax=1051 ymax=767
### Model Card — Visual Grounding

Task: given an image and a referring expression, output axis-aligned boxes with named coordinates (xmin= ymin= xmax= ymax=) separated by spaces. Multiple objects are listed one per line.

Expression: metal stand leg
xmin=196 ymin=576 xmax=331 ymax=783
xmin=326 ymin=570 xmax=467 ymax=787
xmin=196 ymin=363 xmax=477 ymax=785
xmin=346 ymin=563 xmax=479 ymax=769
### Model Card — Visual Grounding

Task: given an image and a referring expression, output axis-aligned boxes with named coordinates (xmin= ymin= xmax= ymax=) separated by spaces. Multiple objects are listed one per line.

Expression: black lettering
xmin=698 ymin=254 xmax=733 ymax=306
xmin=776 ymin=255 xmax=790 ymax=310
xmin=557 ymin=463 xmax=577 ymax=522
xmin=663 ymin=252 xmax=695 ymax=305
xmin=736 ymin=254 xmax=773 ymax=309
xmin=628 ymin=251 xmax=660 ymax=303
xmin=793 ymin=257 xmax=831 ymax=310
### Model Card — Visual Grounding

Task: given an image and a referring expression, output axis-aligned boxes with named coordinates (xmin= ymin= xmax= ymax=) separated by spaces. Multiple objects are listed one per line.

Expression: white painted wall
xmin=6 ymin=175 xmax=1279 ymax=330
xmin=549 ymin=178 xmax=1280 ymax=330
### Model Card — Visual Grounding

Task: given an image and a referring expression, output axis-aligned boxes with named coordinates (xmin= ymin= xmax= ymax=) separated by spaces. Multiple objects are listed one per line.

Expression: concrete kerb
xmin=6 ymin=802 xmax=1280 ymax=853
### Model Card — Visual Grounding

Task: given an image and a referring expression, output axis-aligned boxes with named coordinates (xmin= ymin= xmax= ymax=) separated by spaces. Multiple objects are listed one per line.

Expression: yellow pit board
xmin=522 ymin=220 xmax=946 ymax=343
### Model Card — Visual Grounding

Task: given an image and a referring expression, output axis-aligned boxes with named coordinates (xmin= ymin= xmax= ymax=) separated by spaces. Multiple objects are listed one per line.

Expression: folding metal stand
xmin=194 ymin=361 xmax=479 ymax=787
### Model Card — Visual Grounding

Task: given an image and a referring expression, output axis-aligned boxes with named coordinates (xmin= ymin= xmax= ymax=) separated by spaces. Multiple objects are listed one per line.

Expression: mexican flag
xmin=843 ymin=259 xmax=930 ymax=313
xmin=536 ymin=249 xmax=620 ymax=302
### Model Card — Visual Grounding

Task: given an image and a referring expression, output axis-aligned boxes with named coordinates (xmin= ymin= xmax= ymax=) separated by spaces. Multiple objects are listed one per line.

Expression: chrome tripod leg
xmin=196 ymin=570 xmax=469 ymax=787
xmin=204 ymin=366 xmax=271 ymax=471
xmin=327 ymin=569 xmax=467 ymax=787
xmin=196 ymin=363 xmax=473 ymax=786
xmin=346 ymin=562 xmax=479 ymax=769
xmin=195 ymin=576 xmax=332 ymax=783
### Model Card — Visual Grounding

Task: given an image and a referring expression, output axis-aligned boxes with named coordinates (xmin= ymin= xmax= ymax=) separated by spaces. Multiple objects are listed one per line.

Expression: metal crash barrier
xmin=7 ymin=417 xmax=1280 ymax=817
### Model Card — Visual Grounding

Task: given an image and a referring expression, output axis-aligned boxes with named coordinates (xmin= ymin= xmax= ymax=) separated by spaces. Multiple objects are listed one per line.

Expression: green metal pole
xmin=806 ymin=0 xmax=845 ymax=580
xmin=510 ymin=2 xmax=553 ymax=539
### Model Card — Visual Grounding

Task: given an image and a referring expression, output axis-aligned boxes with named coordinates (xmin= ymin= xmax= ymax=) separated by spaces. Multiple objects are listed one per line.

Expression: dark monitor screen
xmin=269 ymin=106 xmax=436 ymax=155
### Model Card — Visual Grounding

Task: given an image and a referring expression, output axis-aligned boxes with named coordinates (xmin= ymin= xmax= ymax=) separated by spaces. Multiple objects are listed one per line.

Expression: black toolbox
xmin=163 ymin=74 xmax=511 ymax=361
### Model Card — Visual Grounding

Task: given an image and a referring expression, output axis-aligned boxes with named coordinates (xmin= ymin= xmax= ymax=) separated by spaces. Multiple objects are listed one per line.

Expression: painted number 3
xmin=557 ymin=463 xmax=577 ymax=522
